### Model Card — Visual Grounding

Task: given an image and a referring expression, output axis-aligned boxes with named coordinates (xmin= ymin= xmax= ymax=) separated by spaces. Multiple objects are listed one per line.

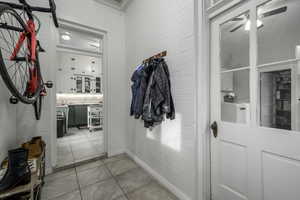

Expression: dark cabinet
xmin=96 ymin=77 xmax=101 ymax=93
xmin=76 ymin=76 xmax=83 ymax=93
xmin=68 ymin=105 xmax=88 ymax=128
xmin=85 ymin=77 xmax=91 ymax=93
xmin=68 ymin=106 xmax=76 ymax=127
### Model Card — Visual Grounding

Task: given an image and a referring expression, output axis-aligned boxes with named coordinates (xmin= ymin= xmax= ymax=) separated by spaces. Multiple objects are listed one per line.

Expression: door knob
xmin=210 ymin=121 xmax=218 ymax=138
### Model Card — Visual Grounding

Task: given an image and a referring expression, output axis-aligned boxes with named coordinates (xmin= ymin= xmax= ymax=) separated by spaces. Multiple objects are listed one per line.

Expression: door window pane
xmin=260 ymin=69 xmax=291 ymax=130
xmin=221 ymin=69 xmax=250 ymax=124
xmin=257 ymin=0 xmax=300 ymax=64
xmin=220 ymin=12 xmax=250 ymax=70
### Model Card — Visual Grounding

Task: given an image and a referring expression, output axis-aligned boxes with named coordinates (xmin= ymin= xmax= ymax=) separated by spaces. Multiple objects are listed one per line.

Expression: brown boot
xmin=22 ymin=137 xmax=45 ymax=159
xmin=1 ymin=157 xmax=8 ymax=169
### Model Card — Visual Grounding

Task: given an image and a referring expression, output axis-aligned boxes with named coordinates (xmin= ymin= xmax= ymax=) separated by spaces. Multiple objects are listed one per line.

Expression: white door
xmin=210 ymin=0 xmax=300 ymax=200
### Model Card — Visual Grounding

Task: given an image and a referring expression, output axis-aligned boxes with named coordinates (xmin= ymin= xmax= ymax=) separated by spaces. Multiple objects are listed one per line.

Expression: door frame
xmin=51 ymin=18 xmax=111 ymax=168
xmin=195 ymin=0 xmax=212 ymax=199
xmin=197 ymin=0 xmax=267 ymax=199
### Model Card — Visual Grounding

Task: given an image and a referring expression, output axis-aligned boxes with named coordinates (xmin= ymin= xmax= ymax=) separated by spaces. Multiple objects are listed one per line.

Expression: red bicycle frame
xmin=10 ymin=19 xmax=39 ymax=95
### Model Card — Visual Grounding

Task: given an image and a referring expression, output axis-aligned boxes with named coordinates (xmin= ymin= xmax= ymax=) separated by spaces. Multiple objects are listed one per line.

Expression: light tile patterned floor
xmin=42 ymin=154 xmax=179 ymax=200
xmin=56 ymin=128 xmax=104 ymax=168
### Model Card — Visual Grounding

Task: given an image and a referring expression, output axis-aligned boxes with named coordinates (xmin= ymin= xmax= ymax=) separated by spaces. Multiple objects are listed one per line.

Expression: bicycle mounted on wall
xmin=0 ymin=0 xmax=59 ymax=120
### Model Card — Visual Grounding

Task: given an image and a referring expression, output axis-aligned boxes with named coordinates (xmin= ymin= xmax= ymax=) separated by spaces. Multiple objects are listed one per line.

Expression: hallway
xmin=42 ymin=154 xmax=179 ymax=200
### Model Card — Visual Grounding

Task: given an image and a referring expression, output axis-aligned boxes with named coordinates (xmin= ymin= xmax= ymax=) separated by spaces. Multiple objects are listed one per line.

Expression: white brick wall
xmin=0 ymin=82 xmax=17 ymax=162
xmin=125 ymin=0 xmax=197 ymax=199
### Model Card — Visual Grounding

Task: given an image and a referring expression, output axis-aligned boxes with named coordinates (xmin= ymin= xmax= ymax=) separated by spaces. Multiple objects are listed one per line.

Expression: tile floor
xmin=56 ymin=128 xmax=105 ymax=168
xmin=42 ymin=154 xmax=179 ymax=200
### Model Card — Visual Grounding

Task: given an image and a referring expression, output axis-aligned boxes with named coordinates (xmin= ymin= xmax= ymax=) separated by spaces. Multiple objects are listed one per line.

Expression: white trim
xmin=257 ymin=58 xmax=300 ymax=68
xmin=196 ymin=0 xmax=212 ymax=199
xmin=207 ymin=0 xmax=226 ymax=11
xmin=94 ymin=0 xmax=132 ymax=11
xmin=126 ymin=150 xmax=191 ymax=200
xmin=207 ymin=0 xmax=247 ymax=19
xmin=56 ymin=44 xmax=103 ymax=58
xmin=52 ymin=18 xmax=111 ymax=168
xmin=221 ymin=66 xmax=250 ymax=73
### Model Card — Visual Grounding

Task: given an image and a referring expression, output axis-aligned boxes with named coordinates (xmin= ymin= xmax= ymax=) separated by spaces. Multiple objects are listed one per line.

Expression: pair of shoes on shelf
xmin=0 ymin=148 xmax=31 ymax=193
xmin=1 ymin=136 xmax=45 ymax=169
xmin=22 ymin=136 xmax=45 ymax=159
xmin=0 ymin=136 xmax=46 ymax=192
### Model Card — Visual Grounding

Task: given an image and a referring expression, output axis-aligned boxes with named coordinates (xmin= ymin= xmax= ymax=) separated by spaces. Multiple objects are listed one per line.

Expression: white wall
xmin=0 ymin=82 xmax=17 ymax=161
xmin=125 ymin=0 xmax=197 ymax=199
xmin=16 ymin=0 xmax=127 ymax=170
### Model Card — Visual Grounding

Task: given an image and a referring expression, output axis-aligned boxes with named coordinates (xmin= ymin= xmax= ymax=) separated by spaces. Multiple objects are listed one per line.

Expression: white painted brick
xmin=126 ymin=0 xmax=197 ymax=199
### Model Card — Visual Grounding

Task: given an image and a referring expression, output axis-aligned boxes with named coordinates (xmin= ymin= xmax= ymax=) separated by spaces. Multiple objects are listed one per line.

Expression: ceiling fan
xmin=230 ymin=6 xmax=287 ymax=32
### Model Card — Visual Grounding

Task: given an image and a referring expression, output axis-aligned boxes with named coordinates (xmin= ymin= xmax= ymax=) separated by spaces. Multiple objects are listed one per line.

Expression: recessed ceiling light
xmin=61 ymin=34 xmax=71 ymax=41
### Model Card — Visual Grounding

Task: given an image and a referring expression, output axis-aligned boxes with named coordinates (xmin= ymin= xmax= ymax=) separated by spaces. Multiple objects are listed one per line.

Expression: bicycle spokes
xmin=0 ymin=11 xmax=32 ymax=97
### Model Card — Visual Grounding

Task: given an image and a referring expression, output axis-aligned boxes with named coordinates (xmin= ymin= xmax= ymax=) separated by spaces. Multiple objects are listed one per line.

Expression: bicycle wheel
xmin=0 ymin=5 xmax=42 ymax=104
xmin=33 ymin=95 xmax=43 ymax=120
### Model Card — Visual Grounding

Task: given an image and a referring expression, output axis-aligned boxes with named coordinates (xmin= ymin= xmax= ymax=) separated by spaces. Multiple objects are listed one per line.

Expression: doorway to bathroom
xmin=55 ymin=21 xmax=107 ymax=169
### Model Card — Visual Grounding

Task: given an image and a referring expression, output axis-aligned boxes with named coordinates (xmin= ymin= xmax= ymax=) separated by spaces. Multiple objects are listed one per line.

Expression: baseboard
xmin=45 ymin=167 xmax=53 ymax=175
xmin=108 ymin=148 xmax=126 ymax=157
xmin=125 ymin=150 xmax=192 ymax=200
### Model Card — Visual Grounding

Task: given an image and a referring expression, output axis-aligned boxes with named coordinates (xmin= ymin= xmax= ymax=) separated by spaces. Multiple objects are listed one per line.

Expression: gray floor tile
xmin=76 ymin=160 xmax=104 ymax=172
xmin=113 ymin=195 xmax=128 ymax=200
xmin=56 ymin=129 xmax=104 ymax=168
xmin=127 ymin=181 xmax=179 ymax=200
xmin=74 ymin=154 xmax=102 ymax=163
xmin=106 ymin=158 xmax=138 ymax=176
xmin=116 ymin=167 xmax=153 ymax=193
xmin=103 ymin=154 xmax=129 ymax=164
xmin=57 ymin=154 xmax=75 ymax=168
xmin=50 ymin=190 xmax=82 ymax=200
xmin=72 ymin=146 xmax=99 ymax=161
xmin=77 ymin=166 xmax=112 ymax=188
xmin=81 ymin=178 xmax=125 ymax=200
xmin=92 ymin=145 xmax=105 ymax=154
xmin=42 ymin=174 xmax=79 ymax=200
xmin=45 ymin=168 xmax=76 ymax=182
xmin=90 ymin=139 xmax=103 ymax=147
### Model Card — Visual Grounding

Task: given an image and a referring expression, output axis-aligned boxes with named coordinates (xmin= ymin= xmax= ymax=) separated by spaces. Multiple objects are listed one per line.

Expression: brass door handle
xmin=210 ymin=121 xmax=218 ymax=138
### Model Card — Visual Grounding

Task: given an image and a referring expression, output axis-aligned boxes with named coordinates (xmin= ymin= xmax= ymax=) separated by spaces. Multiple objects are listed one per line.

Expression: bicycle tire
xmin=33 ymin=95 xmax=43 ymax=120
xmin=0 ymin=5 xmax=43 ymax=104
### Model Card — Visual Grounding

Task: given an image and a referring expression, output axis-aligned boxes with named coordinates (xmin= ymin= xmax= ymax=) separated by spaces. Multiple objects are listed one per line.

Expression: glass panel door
xmin=220 ymin=12 xmax=250 ymax=124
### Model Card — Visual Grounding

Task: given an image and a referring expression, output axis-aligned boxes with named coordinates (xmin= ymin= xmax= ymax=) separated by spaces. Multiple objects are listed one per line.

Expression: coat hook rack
xmin=143 ymin=50 xmax=167 ymax=64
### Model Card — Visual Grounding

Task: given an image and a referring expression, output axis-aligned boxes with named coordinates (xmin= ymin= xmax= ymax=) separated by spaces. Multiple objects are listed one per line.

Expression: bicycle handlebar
xmin=49 ymin=0 xmax=59 ymax=27
xmin=0 ymin=0 xmax=59 ymax=27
